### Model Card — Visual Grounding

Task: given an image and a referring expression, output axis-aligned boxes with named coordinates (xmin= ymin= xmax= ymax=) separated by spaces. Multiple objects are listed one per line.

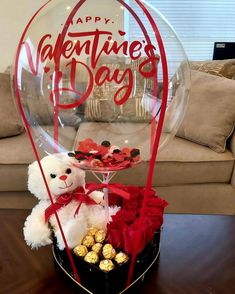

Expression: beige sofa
xmin=1 ymin=60 xmax=235 ymax=215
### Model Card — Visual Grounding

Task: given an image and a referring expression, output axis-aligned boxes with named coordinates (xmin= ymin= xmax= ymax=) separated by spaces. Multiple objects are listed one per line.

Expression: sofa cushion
xmin=176 ymin=70 xmax=235 ymax=153
xmin=21 ymin=68 xmax=81 ymax=127
xmin=75 ymin=122 xmax=234 ymax=186
xmin=0 ymin=127 xmax=77 ymax=191
xmin=0 ymin=73 xmax=24 ymax=138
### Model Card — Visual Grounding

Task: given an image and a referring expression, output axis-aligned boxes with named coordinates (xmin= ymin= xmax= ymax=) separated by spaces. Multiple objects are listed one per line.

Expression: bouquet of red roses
xmin=107 ymin=186 xmax=168 ymax=255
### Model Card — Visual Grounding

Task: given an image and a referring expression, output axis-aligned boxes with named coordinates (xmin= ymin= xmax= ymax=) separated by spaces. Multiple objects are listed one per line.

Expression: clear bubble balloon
xmin=14 ymin=0 xmax=190 ymax=171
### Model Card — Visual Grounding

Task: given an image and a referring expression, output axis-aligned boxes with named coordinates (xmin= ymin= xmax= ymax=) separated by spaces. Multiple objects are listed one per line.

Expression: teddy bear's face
xmin=28 ymin=154 xmax=86 ymax=200
xmin=46 ymin=159 xmax=84 ymax=196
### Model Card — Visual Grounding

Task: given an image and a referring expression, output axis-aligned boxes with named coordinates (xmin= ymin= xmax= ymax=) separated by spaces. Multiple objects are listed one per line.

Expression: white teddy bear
xmin=23 ymin=153 xmax=120 ymax=250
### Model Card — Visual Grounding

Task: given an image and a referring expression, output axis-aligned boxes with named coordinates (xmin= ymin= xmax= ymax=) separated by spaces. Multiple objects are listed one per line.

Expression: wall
xmin=0 ymin=0 xmax=124 ymax=72
xmin=0 ymin=0 xmax=45 ymax=72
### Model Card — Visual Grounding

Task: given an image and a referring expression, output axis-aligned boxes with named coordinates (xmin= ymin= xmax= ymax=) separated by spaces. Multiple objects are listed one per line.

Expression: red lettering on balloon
xmin=22 ymin=25 xmax=159 ymax=108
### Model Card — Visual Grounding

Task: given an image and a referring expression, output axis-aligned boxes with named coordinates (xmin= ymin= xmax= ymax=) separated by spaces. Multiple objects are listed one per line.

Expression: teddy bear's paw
xmin=55 ymin=216 xmax=88 ymax=250
xmin=89 ymin=190 xmax=105 ymax=205
xmin=26 ymin=236 xmax=52 ymax=249
xmin=23 ymin=221 xmax=52 ymax=249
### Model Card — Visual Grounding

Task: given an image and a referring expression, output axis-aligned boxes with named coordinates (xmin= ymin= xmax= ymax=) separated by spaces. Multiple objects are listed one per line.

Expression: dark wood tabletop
xmin=1 ymin=210 xmax=235 ymax=294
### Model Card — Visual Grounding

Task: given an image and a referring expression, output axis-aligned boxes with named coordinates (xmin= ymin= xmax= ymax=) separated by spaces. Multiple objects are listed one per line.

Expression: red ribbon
xmin=45 ymin=187 xmax=97 ymax=222
xmin=87 ymin=183 xmax=130 ymax=200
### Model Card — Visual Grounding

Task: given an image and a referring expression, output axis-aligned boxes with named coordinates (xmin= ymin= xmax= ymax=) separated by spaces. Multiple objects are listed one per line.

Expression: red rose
xmin=122 ymin=186 xmax=141 ymax=210
xmin=111 ymin=209 xmax=137 ymax=225
xmin=140 ymin=187 xmax=156 ymax=198
xmin=141 ymin=217 xmax=156 ymax=243
xmin=122 ymin=200 xmax=139 ymax=212
xmin=108 ymin=193 xmax=123 ymax=207
xmin=146 ymin=196 xmax=168 ymax=211
xmin=143 ymin=206 xmax=164 ymax=231
xmin=123 ymin=225 xmax=136 ymax=254
xmin=107 ymin=221 xmax=127 ymax=248
xmin=123 ymin=217 xmax=155 ymax=255
xmin=127 ymin=186 xmax=141 ymax=194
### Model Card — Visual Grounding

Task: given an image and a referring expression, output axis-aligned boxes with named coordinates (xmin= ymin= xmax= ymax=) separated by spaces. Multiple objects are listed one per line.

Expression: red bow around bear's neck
xmin=44 ymin=187 xmax=96 ymax=222
xmin=44 ymin=183 xmax=130 ymax=222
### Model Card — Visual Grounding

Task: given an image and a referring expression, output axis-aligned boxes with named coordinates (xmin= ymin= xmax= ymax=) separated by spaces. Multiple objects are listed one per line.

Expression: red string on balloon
xmin=14 ymin=0 xmax=81 ymax=284
xmin=118 ymin=0 xmax=169 ymax=286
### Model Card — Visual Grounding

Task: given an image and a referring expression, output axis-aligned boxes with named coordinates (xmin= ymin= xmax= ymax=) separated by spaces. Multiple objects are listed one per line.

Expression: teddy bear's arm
xmin=23 ymin=201 xmax=52 ymax=249
xmin=88 ymin=190 xmax=105 ymax=205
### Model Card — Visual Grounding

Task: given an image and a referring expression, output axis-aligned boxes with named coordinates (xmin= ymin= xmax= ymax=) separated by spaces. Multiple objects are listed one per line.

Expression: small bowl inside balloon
xmin=68 ymin=138 xmax=141 ymax=172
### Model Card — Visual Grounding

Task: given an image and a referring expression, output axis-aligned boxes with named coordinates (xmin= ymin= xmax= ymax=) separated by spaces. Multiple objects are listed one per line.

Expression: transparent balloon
xmin=14 ymin=0 xmax=190 ymax=172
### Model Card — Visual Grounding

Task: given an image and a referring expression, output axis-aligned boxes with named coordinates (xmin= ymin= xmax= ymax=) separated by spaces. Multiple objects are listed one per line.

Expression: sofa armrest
xmin=229 ymin=131 xmax=235 ymax=187
xmin=229 ymin=130 xmax=235 ymax=155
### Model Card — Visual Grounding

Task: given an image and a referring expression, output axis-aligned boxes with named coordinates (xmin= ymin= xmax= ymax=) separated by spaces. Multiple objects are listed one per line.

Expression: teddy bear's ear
xmin=75 ymin=167 xmax=85 ymax=178
xmin=28 ymin=161 xmax=48 ymax=200
xmin=28 ymin=161 xmax=39 ymax=176
xmin=74 ymin=167 xmax=86 ymax=190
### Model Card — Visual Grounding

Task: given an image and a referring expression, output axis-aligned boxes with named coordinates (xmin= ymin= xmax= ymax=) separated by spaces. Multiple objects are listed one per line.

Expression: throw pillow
xmin=85 ymin=56 xmax=159 ymax=122
xmin=176 ymin=70 xmax=235 ymax=153
xmin=0 ymin=73 xmax=24 ymax=138
xmin=189 ymin=59 xmax=235 ymax=79
xmin=21 ymin=68 xmax=82 ymax=127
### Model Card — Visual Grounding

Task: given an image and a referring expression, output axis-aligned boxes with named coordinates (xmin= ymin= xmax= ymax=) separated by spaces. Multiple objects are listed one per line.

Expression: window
xmin=126 ymin=0 xmax=235 ymax=61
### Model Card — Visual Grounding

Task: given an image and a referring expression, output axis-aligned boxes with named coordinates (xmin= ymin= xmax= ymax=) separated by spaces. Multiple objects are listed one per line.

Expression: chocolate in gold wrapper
xmin=102 ymin=244 xmax=116 ymax=259
xmin=92 ymin=243 xmax=103 ymax=254
xmin=87 ymin=227 xmax=98 ymax=237
xmin=114 ymin=252 xmax=129 ymax=264
xmin=99 ymin=259 xmax=115 ymax=272
xmin=82 ymin=235 xmax=95 ymax=248
xmin=95 ymin=229 xmax=106 ymax=243
xmin=73 ymin=245 xmax=88 ymax=258
xmin=84 ymin=251 xmax=99 ymax=264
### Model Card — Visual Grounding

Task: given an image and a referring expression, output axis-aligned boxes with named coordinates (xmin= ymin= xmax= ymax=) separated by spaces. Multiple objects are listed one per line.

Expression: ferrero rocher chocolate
xmin=73 ymin=245 xmax=88 ymax=258
xmin=84 ymin=251 xmax=99 ymax=264
xmin=114 ymin=252 xmax=129 ymax=265
xmin=102 ymin=244 xmax=116 ymax=259
xmin=95 ymin=230 xmax=106 ymax=243
xmin=92 ymin=243 xmax=103 ymax=254
xmin=99 ymin=259 xmax=115 ymax=272
xmin=87 ymin=227 xmax=98 ymax=237
xmin=82 ymin=235 xmax=95 ymax=248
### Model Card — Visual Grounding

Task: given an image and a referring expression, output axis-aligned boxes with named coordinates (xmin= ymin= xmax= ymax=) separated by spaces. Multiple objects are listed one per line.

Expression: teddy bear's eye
xmin=50 ymin=174 xmax=56 ymax=179
xmin=66 ymin=168 xmax=72 ymax=174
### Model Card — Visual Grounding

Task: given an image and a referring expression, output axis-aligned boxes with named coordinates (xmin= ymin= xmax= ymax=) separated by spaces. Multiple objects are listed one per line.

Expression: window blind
xmin=126 ymin=0 xmax=235 ymax=61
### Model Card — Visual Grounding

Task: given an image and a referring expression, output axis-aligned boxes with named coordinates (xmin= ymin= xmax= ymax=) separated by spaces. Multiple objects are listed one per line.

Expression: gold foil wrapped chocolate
xmin=99 ymin=259 xmax=115 ymax=272
xmin=82 ymin=235 xmax=95 ymax=248
xmin=73 ymin=245 xmax=88 ymax=258
xmin=114 ymin=252 xmax=129 ymax=265
xmin=95 ymin=230 xmax=106 ymax=243
xmin=87 ymin=227 xmax=98 ymax=237
xmin=92 ymin=243 xmax=103 ymax=254
xmin=84 ymin=251 xmax=99 ymax=264
xmin=102 ymin=244 xmax=116 ymax=259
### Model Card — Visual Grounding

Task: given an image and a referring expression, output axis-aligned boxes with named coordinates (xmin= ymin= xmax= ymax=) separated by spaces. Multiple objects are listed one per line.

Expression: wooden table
xmin=1 ymin=210 xmax=235 ymax=294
